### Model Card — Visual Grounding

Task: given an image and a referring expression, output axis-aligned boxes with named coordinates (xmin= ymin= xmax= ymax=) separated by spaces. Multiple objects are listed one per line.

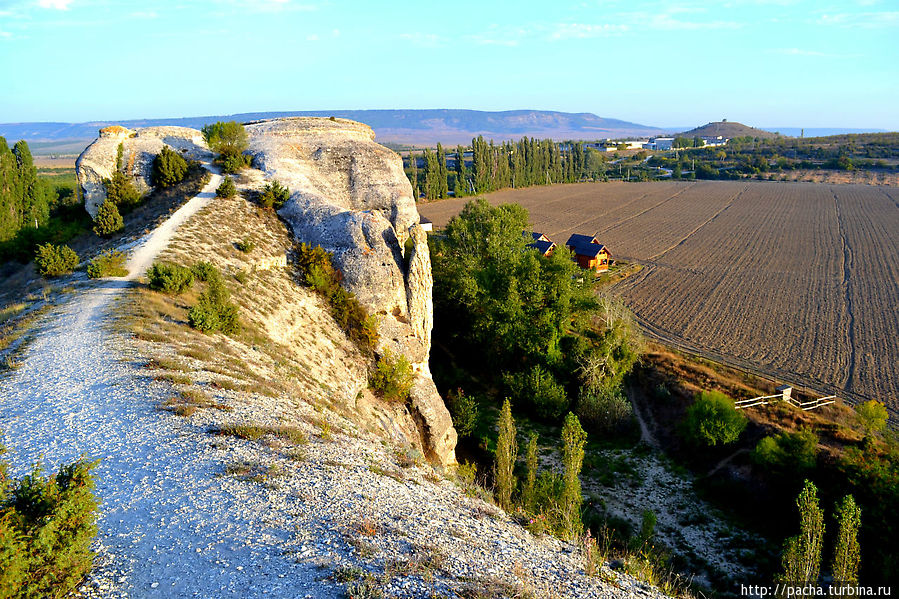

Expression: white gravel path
xmin=0 ymin=168 xmax=339 ymax=598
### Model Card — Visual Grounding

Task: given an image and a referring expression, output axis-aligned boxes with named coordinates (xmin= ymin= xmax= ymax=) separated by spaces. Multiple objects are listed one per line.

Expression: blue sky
xmin=1 ymin=0 xmax=897 ymax=128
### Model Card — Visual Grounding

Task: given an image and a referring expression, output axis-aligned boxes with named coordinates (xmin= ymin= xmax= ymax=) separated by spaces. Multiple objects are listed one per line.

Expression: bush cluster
xmin=235 ymin=238 xmax=255 ymax=253
xmin=505 ymin=365 xmax=568 ymax=420
xmin=86 ymin=249 xmax=128 ymax=279
xmin=0 ymin=444 xmax=100 ymax=598
xmin=188 ymin=268 xmax=239 ymax=335
xmin=576 ymin=384 xmax=632 ymax=433
xmin=151 ymin=146 xmax=189 ymax=188
xmin=295 ymin=242 xmax=378 ymax=353
xmin=103 ymin=171 xmax=141 ymax=208
xmin=201 ymin=121 xmax=250 ymax=174
xmin=190 ymin=261 xmax=217 ymax=282
xmin=369 ymin=349 xmax=413 ymax=403
xmin=492 ymin=404 xmax=588 ymax=540
xmin=447 ymin=388 xmax=480 ymax=439
xmin=681 ymin=390 xmax=747 ymax=447
xmin=752 ymin=428 xmax=818 ymax=473
xmin=34 ymin=242 xmax=79 ymax=277
xmin=260 ymin=180 xmax=290 ymax=209
xmin=147 ymin=262 xmax=194 ymax=294
xmin=215 ymin=176 xmax=237 ymax=199
xmin=92 ymin=200 xmax=124 ymax=237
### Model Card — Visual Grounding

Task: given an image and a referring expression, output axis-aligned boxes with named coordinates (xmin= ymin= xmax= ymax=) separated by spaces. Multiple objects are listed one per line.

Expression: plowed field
xmin=420 ymin=182 xmax=899 ymax=411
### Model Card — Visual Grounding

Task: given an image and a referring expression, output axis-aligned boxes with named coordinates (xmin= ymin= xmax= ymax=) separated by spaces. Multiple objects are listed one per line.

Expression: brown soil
xmin=420 ymin=180 xmax=899 ymax=415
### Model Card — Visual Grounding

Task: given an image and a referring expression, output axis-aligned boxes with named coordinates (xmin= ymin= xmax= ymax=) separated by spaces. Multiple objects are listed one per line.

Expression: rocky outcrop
xmin=76 ymin=126 xmax=212 ymax=218
xmin=247 ymin=117 xmax=456 ymax=464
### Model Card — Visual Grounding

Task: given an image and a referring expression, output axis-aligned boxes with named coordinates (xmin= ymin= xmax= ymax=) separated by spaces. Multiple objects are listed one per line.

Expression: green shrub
xmin=34 ymin=243 xmax=79 ymax=277
xmin=856 ymin=400 xmax=888 ymax=435
xmin=151 ymin=146 xmax=188 ymax=188
xmin=369 ymin=349 xmax=413 ymax=402
xmin=576 ymin=383 xmax=632 ymax=432
xmin=202 ymin=121 xmax=250 ymax=174
xmin=147 ymin=262 xmax=194 ymax=294
xmin=260 ymin=180 xmax=290 ymax=209
xmin=216 ymin=176 xmax=237 ymax=199
xmin=681 ymin=390 xmax=747 ymax=447
xmin=217 ymin=152 xmax=251 ymax=174
xmin=447 ymin=388 xmax=479 ymax=439
xmin=235 ymin=238 xmax=255 ymax=253
xmin=202 ymin=121 xmax=248 ymax=156
xmin=0 ymin=446 xmax=99 ymax=599
xmin=752 ymin=428 xmax=818 ymax=472
xmin=505 ymin=365 xmax=568 ymax=420
xmin=103 ymin=171 xmax=141 ymax=208
xmin=92 ymin=199 xmax=124 ymax=237
xmin=190 ymin=261 xmax=218 ymax=282
xmin=188 ymin=276 xmax=239 ymax=335
xmin=295 ymin=243 xmax=378 ymax=353
xmin=86 ymin=249 xmax=128 ymax=279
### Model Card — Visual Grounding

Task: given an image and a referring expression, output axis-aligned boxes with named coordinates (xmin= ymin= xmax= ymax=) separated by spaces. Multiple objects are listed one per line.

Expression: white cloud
xmin=550 ymin=23 xmax=628 ymax=40
xmin=36 ymin=0 xmax=71 ymax=9
xmin=0 ymin=29 xmax=11 ymax=38
xmin=816 ymin=11 xmax=899 ymax=27
xmin=306 ymin=33 xmax=318 ymax=41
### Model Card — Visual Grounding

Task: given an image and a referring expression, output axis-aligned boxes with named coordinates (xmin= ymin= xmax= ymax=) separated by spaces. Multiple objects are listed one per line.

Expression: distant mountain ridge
xmin=0 ymin=109 xmax=666 ymax=148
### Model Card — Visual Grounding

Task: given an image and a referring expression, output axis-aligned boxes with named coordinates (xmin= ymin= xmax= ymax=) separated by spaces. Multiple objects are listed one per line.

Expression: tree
xmin=436 ymin=143 xmax=449 ymax=199
xmin=780 ymin=480 xmax=825 ymax=585
xmin=34 ymin=243 xmax=79 ymax=277
xmin=855 ymin=400 xmax=888 ymax=435
xmin=682 ymin=390 xmax=747 ymax=447
xmin=92 ymin=199 xmax=124 ymax=237
xmin=216 ymin=176 xmax=237 ymax=199
xmin=407 ymin=152 xmax=419 ymax=200
xmin=432 ymin=198 xmax=584 ymax=370
xmin=103 ymin=171 xmax=141 ymax=208
xmin=454 ymin=145 xmax=467 ymax=197
xmin=0 ymin=138 xmax=53 ymax=242
xmin=151 ymin=146 xmax=188 ymax=188
xmin=560 ymin=412 xmax=587 ymax=539
xmin=260 ymin=180 xmax=290 ymax=209
xmin=202 ymin=121 xmax=249 ymax=173
xmin=521 ymin=433 xmax=539 ymax=512
xmin=201 ymin=121 xmax=249 ymax=156
xmin=831 ymin=495 xmax=861 ymax=587
xmin=494 ymin=398 xmax=518 ymax=510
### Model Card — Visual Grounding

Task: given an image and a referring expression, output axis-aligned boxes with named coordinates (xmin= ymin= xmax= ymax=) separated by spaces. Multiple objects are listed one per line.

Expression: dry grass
xmin=212 ymin=423 xmax=308 ymax=445
xmin=158 ymin=388 xmax=232 ymax=416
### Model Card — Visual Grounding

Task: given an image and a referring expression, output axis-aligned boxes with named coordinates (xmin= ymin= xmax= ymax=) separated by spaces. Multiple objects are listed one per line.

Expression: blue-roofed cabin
xmin=528 ymin=239 xmax=556 ymax=256
xmin=565 ymin=233 xmax=611 ymax=271
xmin=565 ymin=233 xmax=600 ymax=251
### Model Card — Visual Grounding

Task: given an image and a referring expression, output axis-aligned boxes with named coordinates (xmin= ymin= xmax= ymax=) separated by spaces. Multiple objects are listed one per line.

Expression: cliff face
xmin=76 ymin=125 xmax=211 ymax=218
xmin=247 ymin=118 xmax=456 ymax=464
xmin=75 ymin=117 xmax=457 ymax=465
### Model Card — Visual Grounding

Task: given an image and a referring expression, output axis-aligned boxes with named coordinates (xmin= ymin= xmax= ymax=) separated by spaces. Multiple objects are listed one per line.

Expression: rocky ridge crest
xmin=76 ymin=117 xmax=456 ymax=464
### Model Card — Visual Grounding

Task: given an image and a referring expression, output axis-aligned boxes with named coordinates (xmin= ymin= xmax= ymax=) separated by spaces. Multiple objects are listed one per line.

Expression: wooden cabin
xmin=565 ymin=233 xmax=611 ymax=272
xmin=527 ymin=232 xmax=556 ymax=256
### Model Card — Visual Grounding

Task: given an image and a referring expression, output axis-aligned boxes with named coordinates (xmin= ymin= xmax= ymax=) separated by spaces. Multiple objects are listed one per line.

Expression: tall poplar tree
xmin=780 ymin=480 xmax=825 ymax=586
xmin=831 ymin=495 xmax=861 ymax=587
xmin=436 ymin=143 xmax=449 ymax=199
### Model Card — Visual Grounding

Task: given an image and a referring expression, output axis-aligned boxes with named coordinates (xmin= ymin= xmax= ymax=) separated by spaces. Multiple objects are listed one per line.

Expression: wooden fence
xmin=736 ymin=391 xmax=837 ymax=412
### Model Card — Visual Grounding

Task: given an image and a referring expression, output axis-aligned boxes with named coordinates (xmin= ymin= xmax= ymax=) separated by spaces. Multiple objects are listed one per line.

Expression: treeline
xmin=407 ymin=137 xmax=610 ymax=201
xmin=0 ymin=138 xmax=88 ymax=263
xmin=0 ymin=138 xmax=58 ymax=243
